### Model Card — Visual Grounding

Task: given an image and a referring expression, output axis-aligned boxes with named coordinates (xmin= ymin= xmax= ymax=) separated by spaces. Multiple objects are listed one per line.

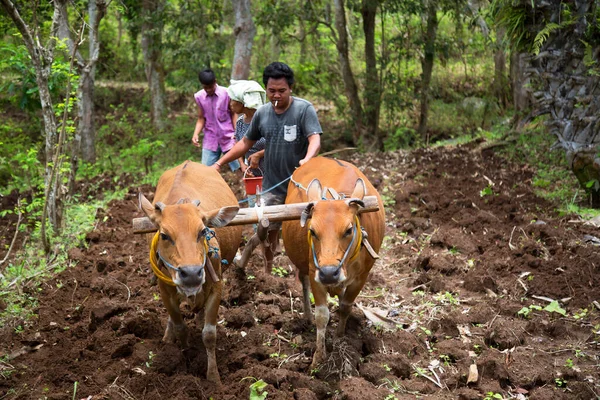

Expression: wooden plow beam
xmin=132 ymin=195 xmax=380 ymax=234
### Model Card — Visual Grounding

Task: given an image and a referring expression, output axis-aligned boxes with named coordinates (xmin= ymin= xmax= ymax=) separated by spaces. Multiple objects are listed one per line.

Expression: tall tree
xmin=333 ymin=0 xmax=364 ymax=144
xmin=57 ymin=0 xmax=107 ymax=164
xmin=362 ymin=0 xmax=383 ymax=150
xmin=417 ymin=0 xmax=439 ymax=141
xmin=141 ymin=0 xmax=166 ymax=131
xmin=231 ymin=0 xmax=256 ymax=80
xmin=0 ymin=0 xmax=63 ymax=234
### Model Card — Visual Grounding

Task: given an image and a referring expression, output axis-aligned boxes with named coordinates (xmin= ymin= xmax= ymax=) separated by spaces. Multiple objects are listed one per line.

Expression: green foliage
xmin=271 ymin=266 xmax=289 ymax=278
xmin=532 ymin=23 xmax=561 ymax=55
xmin=484 ymin=392 xmax=503 ymax=400
xmin=0 ymin=40 xmax=76 ymax=111
xmin=517 ymin=304 xmax=542 ymax=319
xmin=517 ymin=301 xmax=566 ymax=318
xmin=240 ymin=377 xmax=268 ymax=400
xmin=544 ymin=300 xmax=567 ymax=316
xmin=499 ymin=124 xmax=589 ymax=217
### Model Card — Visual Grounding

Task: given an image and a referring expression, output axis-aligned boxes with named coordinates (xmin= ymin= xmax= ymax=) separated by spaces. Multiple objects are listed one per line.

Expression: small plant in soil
xmin=271 ymin=266 xmax=289 ymax=278
xmin=382 ymin=363 xmax=391 ymax=372
xmin=564 ymin=358 xmax=574 ymax=369
xmin=145 ymin=351 xmax=155 ymax=368
xmin=241 ymin=377 xmax=268 ymax=400
xmin=439 ymin=354 xmax=452 ymax=366
xmin=517 ymin=304 xmax=543 ymax=319
xmin=484 ymin=392 xmax=503 ymax=400
xmin=480 ymin=185 xmax=494 ymax=197
xmin=573 ymin=308 xmax=588 ymax=320
xmin=555 ymin=377 xmax=567 ymax=388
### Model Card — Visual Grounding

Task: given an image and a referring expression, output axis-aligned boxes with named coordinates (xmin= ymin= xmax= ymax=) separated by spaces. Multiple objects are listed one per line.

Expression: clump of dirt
xmin=0 ymin=143 xmax=599 ymax=399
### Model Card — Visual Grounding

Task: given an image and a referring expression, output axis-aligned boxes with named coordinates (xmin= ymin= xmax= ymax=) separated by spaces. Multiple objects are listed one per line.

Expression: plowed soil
xmin=1 ymin=143 xmax=599 ymax=400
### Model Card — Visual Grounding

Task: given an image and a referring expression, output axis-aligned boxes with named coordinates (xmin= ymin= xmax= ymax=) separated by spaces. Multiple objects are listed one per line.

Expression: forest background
xmin=0 ymin=0 xmax=599 ymax=331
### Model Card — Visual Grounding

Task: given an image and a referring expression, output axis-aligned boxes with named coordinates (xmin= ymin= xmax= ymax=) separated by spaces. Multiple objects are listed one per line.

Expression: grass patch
xmin=499 ymin=119 xmax=595 ymax=217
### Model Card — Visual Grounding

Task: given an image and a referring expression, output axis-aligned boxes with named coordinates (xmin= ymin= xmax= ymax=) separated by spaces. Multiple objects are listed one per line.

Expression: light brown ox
xmin=282 ymin=157 xmax=385 ymax=369
xmin=139 ymin=160 xmax=242 ymax=384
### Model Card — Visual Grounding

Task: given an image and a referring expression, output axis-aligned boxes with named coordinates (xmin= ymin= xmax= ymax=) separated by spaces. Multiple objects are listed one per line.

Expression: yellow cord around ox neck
xmin=150 ymin=231 xmax=176 ymax=286
xmin=307 ymin=215 xmax=363 ymax=265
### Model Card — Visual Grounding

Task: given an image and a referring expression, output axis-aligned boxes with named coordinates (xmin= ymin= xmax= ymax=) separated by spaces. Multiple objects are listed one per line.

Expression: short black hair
xmin=263 ymin=62 xmax=294 ymax=87
xmin=198 ymin=68 xmax=216 ymax=85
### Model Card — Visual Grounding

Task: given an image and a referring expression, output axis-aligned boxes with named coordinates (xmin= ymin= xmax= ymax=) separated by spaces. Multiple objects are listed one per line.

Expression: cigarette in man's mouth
xmin=275 ymin=101 xmax=278 ymax=107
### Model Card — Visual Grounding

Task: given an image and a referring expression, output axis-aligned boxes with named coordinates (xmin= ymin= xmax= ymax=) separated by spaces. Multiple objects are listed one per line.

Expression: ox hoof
xmin=207 ymin=370 xmax=221 ymax=385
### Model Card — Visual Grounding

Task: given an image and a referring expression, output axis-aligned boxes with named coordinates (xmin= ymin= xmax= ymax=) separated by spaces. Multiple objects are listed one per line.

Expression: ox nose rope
xmin=307 ymin=215 xmax=363 ymax=273
xmin=149 ymin=231 xmax=221 ymax=286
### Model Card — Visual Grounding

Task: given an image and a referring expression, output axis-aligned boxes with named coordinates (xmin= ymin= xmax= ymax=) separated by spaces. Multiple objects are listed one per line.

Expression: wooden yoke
xmin=132 ymin=195 xmax=381 ymax=234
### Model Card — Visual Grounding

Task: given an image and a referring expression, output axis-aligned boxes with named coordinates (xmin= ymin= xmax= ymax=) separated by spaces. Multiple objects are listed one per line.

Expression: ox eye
xmin=309 ymin=228 xmax=318 ymax=240
xmin=160 ymin=233 xmax=172 ymax=243
xmin=344 ymin=227 xmax=353 ymax=237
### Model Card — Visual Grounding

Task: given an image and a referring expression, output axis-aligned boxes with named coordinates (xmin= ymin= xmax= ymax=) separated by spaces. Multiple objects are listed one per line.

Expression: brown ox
xmin=282 ymin=157 xmax=385 ymax=369
xmin=139 ymin=161 xmax=242 ymax=384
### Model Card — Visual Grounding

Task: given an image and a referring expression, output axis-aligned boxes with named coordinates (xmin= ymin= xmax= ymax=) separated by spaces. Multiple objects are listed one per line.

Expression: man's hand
xmin=212 ymin=162 xmax=221 ymax=171
xmin=192 ymin=134 xmax=200 ymax=147
xmin=299 ymin=158 xmax=308 ymax=166
xmin=248 ymin=151 xmax=263 ymax=169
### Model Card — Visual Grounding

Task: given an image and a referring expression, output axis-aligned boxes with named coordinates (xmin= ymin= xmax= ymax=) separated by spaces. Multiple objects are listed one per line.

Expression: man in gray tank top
xmin=213 ymin=62 xmax=322 ymax=268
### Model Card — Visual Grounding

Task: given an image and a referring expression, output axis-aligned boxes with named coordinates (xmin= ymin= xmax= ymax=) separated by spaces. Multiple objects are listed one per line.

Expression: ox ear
xmin=205 ymin=206 xmax=240 ymax=228
xmin=306 ymin=179 xmax=322 ymax=203
xmin=139 ymin=193 xmax=161 ymax=222
xmin=300 ymin=202 xmax=314 ymax=228
xmin=350 ymin=178 xmax=367 ymax=200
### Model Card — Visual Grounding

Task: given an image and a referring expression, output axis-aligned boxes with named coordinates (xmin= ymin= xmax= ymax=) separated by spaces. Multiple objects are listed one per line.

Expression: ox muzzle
xmin=175 ymin=264 xmax=205 ymax=289
xmin=317 ymin=265 xmax=344 ymax=285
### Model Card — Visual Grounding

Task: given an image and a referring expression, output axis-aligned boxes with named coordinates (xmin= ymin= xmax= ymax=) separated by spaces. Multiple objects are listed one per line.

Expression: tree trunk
xmin=333 ymin=0 xmax=364 ymax=145
xmin=509 ymin=49 xmax=532 ymax=128
xmin=78 ymin=68 xmax=96 ymax=162
xmin=79 ymin=0 xmax=106 ymax=163
xmin=493 ymin=27 xmax=509 ymax=109
xmin=1 ymin=0 xmax=63 ymax=232
xmin=417 ymin=0 xmax=438 ymax=142
xmin=361 ymin=0 xmax=382 ymax=150
xmin=141 ymin=0 xmax=167 ymax=131
xmin=231 ymin=0 xmax=255 ymax=80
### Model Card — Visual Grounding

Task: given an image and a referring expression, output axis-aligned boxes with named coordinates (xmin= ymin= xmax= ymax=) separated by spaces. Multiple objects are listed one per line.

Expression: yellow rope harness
xmin=150 ymin=232 xmax=176 ymax=286
xmin=149 ymin=231 xmax=211 ymax=286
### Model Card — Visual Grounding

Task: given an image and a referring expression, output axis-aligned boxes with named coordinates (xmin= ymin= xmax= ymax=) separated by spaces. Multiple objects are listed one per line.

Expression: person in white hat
xmin=227 ymin=80 xmax=267 ymax=177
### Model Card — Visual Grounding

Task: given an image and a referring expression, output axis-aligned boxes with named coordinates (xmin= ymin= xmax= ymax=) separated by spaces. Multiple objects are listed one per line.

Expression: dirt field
xmin=1 ymin=143 xmax=599 ymax=399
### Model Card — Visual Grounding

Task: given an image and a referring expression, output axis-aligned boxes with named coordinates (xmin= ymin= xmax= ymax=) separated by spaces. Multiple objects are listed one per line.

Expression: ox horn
xmin=346 ymin=198 xmax=365 ymax=209
xmin=300 ymin=202 xmax=314 ymax=227
xmin=192 ymin=199 xmax=201 ymax=207
xmin=155 ymin=202 xmax=166 ymax=212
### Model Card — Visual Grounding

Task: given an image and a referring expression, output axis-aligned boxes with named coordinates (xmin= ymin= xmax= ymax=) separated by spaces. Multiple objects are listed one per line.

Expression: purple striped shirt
xmin=194 ymin=85 xmax=236 ymax=152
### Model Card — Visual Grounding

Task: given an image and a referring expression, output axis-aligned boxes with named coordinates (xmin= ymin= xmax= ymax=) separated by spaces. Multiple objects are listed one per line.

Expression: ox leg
xmin=264 ymin=229 xmax=279 ymax=274
xmin=299 ymin=272 xmax=313 ymax=323
xmin=310 ymin=284 xmax=329 ymax=371
xmin=158 ymin=281 xmax=187 ymax=345
xmin=202 ymin=284 xmax=222 ymax=384
xmin=336 ymin=281 xmax=365 ymax=337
